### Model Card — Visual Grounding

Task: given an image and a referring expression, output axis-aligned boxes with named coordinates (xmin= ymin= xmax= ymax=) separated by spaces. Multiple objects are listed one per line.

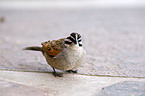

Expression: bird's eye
xmin=77 ymin=34 xmax=81 ymax=39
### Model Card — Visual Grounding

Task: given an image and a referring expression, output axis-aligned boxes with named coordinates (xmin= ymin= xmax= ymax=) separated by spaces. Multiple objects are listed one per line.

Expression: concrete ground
xmin=0 ymin=0 xmax=145 ymax=96
xmin=0 ymin=71 xmax=145 ymax=96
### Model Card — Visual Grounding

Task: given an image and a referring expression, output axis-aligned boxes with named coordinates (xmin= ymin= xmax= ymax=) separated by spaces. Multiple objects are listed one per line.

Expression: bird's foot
xmin=52 ymin=67 xmax=63 ymax=77
xmin=53 ymin=72 xmax=63 ymax=77
xmin=66 ymin=70 xmax=78 ymax=73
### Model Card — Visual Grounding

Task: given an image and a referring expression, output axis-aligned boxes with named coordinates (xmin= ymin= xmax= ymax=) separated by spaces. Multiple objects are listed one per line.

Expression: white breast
xmin=44 ymin=45 xmax=86 ymax=71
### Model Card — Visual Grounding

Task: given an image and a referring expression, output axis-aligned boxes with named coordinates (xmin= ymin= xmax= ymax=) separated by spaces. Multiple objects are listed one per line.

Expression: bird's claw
xmin=53 ymin=72 xmax=63 ymax=77
xmin=66 ymin=70 xmax=78 ymax=73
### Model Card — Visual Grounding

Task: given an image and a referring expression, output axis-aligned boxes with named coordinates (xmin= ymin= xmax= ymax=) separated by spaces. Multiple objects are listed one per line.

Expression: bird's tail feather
xmin=23 ymin=46 xmax=42 ymax=51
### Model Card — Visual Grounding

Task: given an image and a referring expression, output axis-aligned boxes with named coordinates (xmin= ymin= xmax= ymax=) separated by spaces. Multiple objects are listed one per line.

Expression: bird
xmin=24 ymin=32 xmax=86 ymax=77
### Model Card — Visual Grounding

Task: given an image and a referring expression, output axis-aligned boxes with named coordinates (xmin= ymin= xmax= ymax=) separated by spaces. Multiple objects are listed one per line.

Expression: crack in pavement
xmin=0 ymin=69 xmax=145 ymax=79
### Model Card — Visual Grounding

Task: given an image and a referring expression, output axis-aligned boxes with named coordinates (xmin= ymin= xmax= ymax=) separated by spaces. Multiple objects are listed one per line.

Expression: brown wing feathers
xmin=41 ymin=38 xmax=65 ymax=57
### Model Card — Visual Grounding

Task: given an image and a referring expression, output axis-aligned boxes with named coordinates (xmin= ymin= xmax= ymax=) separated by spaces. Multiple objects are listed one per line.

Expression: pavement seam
xmin=0 ymin=69 xmax=145 ymax=79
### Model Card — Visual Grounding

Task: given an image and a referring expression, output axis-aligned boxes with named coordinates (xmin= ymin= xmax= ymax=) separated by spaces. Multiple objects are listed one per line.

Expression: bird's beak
xmin=75 ymin=34 xmax=78 ymax=44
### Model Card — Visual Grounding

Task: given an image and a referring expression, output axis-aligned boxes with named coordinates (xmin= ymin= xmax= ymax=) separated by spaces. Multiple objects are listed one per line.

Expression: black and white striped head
xmin=65 ymin=32 xmax=82 ymax=47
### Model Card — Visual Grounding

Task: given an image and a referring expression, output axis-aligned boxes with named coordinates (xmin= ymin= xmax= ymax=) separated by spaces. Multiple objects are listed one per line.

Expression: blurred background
xmin=0 ymin=0 xmax=145 ymax=77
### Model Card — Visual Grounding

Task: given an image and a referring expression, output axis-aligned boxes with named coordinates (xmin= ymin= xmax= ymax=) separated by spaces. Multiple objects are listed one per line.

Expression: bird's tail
xmin=23 ymin=46 xmax=43 ymax=51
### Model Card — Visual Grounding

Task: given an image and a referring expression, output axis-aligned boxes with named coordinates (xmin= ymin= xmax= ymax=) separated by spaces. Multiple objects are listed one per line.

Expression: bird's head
xmin=65 ymin=32 xmax=82 ymax=47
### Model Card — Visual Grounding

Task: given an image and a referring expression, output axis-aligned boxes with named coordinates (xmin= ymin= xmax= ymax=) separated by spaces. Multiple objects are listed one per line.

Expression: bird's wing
xmin=41 ymin=38 xmax=66 ymax=57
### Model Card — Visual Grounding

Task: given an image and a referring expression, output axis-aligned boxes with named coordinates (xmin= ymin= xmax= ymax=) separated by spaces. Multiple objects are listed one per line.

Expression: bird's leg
xmin=52 ymin=67 xmax=63 ymax=77
xmin=66 ymin=70 xmax=78 ymax=73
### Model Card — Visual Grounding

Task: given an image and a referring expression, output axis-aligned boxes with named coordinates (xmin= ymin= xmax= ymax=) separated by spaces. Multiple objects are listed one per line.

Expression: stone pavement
xmin=0 ymin=71 xmax=145 ymax=96
xmin=96 ymin=81 xmax=145 ymax=96
xmin=0 ymin=1 xmax=145 ymax=95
